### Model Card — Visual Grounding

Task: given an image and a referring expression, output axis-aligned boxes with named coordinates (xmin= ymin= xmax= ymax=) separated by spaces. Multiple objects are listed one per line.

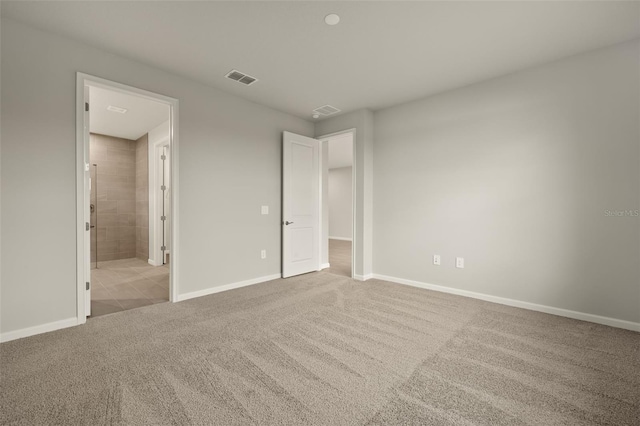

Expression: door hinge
xmin=85 ymin=102 xmax=89 ymax=112
xmin=161 ymin=154 xmax=166 ymax=160
xmin=86 ymin=282 xmax=90 ymax=290
xmin=161 ymin=215 xmax=166 ymax=221
xmin=86 ymin=222 xmax=90 ymax=231
xmin=161 ymin=246 xmax=166 ymax=251
xmin=161 ymin=185 xmax=166 ymax=191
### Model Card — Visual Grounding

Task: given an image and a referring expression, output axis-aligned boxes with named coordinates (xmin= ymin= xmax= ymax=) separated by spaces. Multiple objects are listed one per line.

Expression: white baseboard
xmin=321 ymin=263 xmax=330 ymax=269
xmin=329 ymin=236 xmax=352 ymax=242
xmin=371 ymin=274 xmax=640 ymax=332
xmin=148 ymin=259 xmax=161 ymax=266
xmin=0 ymin=317 xmax=79 ymax=343
xmin=353 ymin=273 xmax=373 ymax=281
xmin=176 ymin=273 xmax=281 ymax=302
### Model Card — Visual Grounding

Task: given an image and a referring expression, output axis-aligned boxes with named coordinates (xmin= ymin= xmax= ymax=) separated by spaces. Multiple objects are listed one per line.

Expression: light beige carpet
xmin=1 ymin=272 xmax=639 ymax=425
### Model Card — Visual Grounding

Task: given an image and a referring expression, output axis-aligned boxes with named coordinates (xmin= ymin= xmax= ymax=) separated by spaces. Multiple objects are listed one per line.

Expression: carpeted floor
xmin=1 ymin=272 xmax=639 ymax=425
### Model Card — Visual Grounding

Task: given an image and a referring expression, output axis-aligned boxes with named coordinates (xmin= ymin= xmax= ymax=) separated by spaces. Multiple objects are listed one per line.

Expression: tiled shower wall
xmin=135 ymin=134 xmax=149 ymax=261
xmin=90 ymin=133 xmax=148 ymax=262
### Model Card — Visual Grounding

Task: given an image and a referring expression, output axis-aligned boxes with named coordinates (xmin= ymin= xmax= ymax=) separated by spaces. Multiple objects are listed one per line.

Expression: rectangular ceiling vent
xmin=225 ymin=69 xmax=258 ymax=86
xmin=313 ymin=105 xmax=341 ymax=116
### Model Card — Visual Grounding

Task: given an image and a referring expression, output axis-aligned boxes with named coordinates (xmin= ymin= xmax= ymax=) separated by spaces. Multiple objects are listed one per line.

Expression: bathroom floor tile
xmin=89 ymin=258 xmax=169 ymax=318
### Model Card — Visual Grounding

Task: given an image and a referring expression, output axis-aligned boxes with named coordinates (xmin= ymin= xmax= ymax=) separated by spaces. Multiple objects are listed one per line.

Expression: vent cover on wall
xmin=225 ymin=69 xmax=258 ymax=86
xmin=312 ymin=105 xmax=341 ymax=116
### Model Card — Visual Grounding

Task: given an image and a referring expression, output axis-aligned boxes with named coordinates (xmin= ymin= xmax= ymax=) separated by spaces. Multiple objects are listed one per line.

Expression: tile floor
xmin=90 ymin=258 xmax=169 ymax=317
xmin=328 ymin=239 xmax=352 ymax=277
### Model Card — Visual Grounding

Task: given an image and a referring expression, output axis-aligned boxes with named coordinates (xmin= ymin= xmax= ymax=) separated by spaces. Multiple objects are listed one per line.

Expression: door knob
xmin=284 ymin=221 xmax=294 ymax=225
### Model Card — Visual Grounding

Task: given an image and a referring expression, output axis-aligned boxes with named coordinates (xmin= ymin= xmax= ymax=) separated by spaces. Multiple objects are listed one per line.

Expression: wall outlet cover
xmin=261 ymin=206 xmax=269 ymax=215
xmin=261 ymin=249 xmax=267 ymax=259
xmin=433 ymin=254 xmax=441 ymax=265
xmin=456 ymin=257 xmax=464 ymax=268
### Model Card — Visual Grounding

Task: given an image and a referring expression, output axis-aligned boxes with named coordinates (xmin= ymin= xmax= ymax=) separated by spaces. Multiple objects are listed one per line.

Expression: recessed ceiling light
xmin=107 ymin=105 xmax=127 ymax=114
xmin=312 ymin=113 xmax=320 ymax=119
xmin=324 ymin=14 xmax=340 ymax=26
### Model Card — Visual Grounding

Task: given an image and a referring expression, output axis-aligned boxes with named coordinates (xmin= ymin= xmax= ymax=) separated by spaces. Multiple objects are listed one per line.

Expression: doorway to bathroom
xmin=76 ymin=74 xmax=179 ymax=321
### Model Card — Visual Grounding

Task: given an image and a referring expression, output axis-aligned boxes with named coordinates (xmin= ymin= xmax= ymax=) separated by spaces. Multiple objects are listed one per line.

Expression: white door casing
xmin=282 ymin=131 xmax=321 ymax=278
xmin=84 ymin=86 xmax=92 ymax=316
xmin=162 ymin=145 xmax=171 ymax=263
xmin=77 ymin=73 xmax=179 ymax=325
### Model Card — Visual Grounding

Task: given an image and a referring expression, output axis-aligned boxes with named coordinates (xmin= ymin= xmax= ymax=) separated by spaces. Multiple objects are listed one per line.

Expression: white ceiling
xmin=328 ymin=133 xmax=353 ymax=170
xmin=3 ymin=2 xmax=640 ymax=120
xmin=90 ymin=86 xmax=170 ymax=140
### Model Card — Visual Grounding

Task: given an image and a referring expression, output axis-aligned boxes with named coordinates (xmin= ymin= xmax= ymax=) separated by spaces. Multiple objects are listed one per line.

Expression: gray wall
xmin=329 ymin=167 xmax=353 ymax=240
xmin=316 ymin=109 xmax=374 ymax=278
xmin=373 ymin=40 xmax=640 ymax=323
xmin=0 ymin=19 xmax=313 ymax=334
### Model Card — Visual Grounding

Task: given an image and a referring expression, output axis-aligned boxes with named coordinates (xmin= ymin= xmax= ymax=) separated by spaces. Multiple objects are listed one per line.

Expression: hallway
xmin=327 ymin=239 xmax=351 ymax=278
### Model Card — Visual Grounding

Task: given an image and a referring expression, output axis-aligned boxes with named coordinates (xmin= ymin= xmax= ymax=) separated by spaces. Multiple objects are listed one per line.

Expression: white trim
xmin=329 ymin=236 xmax=352 ymax=242
xmin=321 ymin=263 xmax=330 ymax=269
xmin=176 ymin=274 xmax=281 ymax=302
xmin=148 ymin=259 xmax=162 ymax=267
xmin=372 ymin=274 xmax=640 ymax=332
xmin=0 ymin=317 xmax=78 ymax=343
xmin=148 ymin=123 xmax=171 ymax=268
xmin=75 ymin=77 xmax=88 ymax=324
xmin=317 ymin=129 xmax=356 ymax=281
xmin=76 ymin=73 xmax=180 ymax=329
xmin=353 ymin=273 xmax=373 ymax=281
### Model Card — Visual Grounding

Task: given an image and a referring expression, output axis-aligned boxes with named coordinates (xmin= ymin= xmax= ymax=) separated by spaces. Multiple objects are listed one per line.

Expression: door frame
xmin=149 ymin=128 xmax=171 ymax=267
xmin=75 ymin=73 xmax=180 ymax=324
xmin=317 ymin=129 xmax=356 ymax=279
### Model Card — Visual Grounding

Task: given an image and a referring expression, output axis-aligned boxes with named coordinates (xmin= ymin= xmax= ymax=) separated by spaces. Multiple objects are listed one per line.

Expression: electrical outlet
xmin=433 ymin=254 xmax=441 ymax=266
xmin=456 ymin=257 xmax=464 ymax=268
xmin=261 ymin=205 xmax=269 ymax=215
xmin=261 ymin=249 xmax=267 ymax=259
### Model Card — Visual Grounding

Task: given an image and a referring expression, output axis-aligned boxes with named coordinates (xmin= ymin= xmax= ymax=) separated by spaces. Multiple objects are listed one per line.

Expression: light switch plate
xmin=261 ymin=206 xmax=269 ymax=215
xmin=456 ymin=257 xmax=464 ymax=268
xmin=433 ymin=255 xmax=441 ymax=266
xmin=261 ymin=249 xmax=266 ymax=259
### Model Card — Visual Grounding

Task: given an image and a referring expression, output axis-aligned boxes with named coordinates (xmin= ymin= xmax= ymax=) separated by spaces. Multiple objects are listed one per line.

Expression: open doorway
xmin=76 ymin=74 xmax=178 ymax=321
xmin=88 ymin=86 xmax=170 ymax=316
xmin=323 ymin=132 xmax=354 ymax=278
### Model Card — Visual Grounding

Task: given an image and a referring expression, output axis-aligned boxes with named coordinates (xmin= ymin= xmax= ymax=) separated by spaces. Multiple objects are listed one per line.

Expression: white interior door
xmin=84 ymin=85 xmax=91 ymax=316
xmin=282 ymin=131 xmax=321 ymax=278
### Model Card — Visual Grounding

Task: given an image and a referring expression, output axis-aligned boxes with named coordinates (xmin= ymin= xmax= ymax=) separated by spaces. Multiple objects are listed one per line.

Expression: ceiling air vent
xmin=313 ymin=105 xmax=341 ymax=117
xmin=225 ymin=69 xmax=258 ymax=86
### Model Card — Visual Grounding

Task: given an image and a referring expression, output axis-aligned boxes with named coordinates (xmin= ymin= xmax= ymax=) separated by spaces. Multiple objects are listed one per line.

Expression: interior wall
xmin=373 ymin=39 xmax=640 ymax=323
xmin=329 ymin=167 xmax=353 ymax=240
xmin=0 ymin=18 xmax=313 ymax=336
xmin=135 ymin=133 xmax=149 ymax=261
xmin=315 ymin=110 xmax=374 ymax=279
xmin=89 ymin=133 xmax=137 ymax=262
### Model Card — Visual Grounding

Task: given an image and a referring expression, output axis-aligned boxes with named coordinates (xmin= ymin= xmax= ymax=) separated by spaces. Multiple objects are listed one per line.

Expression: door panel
xmin=282 ymin=132 xmax=320 ymax=278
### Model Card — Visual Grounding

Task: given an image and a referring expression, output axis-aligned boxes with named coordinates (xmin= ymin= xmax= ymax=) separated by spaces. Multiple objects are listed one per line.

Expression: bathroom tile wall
xmin=90 ymin=133 xmax=137 ymax=261
xmin=135 ymin=134 xmax=149 ymax=261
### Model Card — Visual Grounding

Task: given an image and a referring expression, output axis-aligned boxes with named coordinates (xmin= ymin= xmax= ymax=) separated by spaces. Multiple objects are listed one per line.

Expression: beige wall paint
xmin=135 ymin=134 xmax=149 ymax=261
xmin=0 ymin=18 xmax=313 ymax=335
xmin=373 ymin=40 xmax=640 ymax=323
